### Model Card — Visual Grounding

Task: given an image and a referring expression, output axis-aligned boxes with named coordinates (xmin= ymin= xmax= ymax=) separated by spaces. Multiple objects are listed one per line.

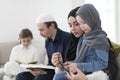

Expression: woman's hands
xmin=66 ymin=67 xmax=88 ymax=80
xmin=66 ymin=62 xmax=77 ymax=73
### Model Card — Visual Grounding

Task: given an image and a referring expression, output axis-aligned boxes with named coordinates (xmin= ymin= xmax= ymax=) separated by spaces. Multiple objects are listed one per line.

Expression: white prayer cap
xmin=36 ymin=14 xmax=55 ymax=24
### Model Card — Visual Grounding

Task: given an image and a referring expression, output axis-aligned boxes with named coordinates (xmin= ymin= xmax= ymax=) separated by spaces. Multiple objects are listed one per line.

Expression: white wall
xmin=71 ymin=0 xmax=85 ymax=8
xmin=1 ymin=0 xmax=119 ymax=44
xmin=85 ymin=0 xmax=120 ymax=44
xmin=85 ymin=0 xmax=117 ymax=43
xmin=116 ymin=0 xmax=120 ymax=44
xmin=0 ymin=0 xmax=73 ymax=42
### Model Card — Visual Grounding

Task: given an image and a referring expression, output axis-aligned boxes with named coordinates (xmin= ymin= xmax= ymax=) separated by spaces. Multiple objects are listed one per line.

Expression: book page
xmin=20 ymin=64 xmax=55 ymax=70
xmin=15 ymin=60 xmax=38 ymax=64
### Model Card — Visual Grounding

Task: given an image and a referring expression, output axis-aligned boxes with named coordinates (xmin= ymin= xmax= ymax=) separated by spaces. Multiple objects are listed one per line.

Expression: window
xmin=85 ymin=0 xmax=117 ymax=42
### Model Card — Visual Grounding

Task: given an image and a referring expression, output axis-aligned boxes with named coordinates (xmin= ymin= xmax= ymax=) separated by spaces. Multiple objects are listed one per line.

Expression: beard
xmin=47 ymin=37 xmax=53 ymax=41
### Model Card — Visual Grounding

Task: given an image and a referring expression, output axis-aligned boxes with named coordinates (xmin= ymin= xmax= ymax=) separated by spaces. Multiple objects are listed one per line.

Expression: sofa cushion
xmin=111 ymin=42 xmax=120 ymax=56
xmin=116 ymin=52 xmax=120 ymax=80
xmin=0 ymin=41 xmax=18 ymax=65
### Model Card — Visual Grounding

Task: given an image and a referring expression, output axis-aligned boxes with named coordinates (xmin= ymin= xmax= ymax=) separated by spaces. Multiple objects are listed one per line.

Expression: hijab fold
xmin=75 ymin=4 xmax=109 ymax=62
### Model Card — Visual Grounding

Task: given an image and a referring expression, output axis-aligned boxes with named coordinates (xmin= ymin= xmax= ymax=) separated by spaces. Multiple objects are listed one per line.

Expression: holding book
xmin=20 ymin=64 xmax=55 ymax=70
xmin=4 ymin=28 xmax=40 ymax=80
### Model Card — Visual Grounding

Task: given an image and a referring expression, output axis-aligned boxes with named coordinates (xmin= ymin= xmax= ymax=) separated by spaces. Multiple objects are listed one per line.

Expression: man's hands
xmin=51 ymin=52 xmax=77 ymax=72
xmin=51 ymin=52 xmax=63 ymax=69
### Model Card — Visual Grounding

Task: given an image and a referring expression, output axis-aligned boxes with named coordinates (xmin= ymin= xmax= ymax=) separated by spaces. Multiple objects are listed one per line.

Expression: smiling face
xmin=76 ymin=16 xmax=92 ymax=33
xmin=68 ymin=16 xmax=83 ymax=38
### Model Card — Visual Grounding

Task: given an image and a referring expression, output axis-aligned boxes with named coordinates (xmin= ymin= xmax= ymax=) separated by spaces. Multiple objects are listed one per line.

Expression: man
xmin=15 ymin=14 xmax=71 ymax=80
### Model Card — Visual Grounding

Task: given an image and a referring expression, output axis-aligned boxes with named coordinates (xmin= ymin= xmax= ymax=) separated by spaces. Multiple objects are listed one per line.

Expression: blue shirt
xmin=77 ymin=47 xmax=108 ymax=74
xmin=45 ymin=28 xmax=70 ymax=65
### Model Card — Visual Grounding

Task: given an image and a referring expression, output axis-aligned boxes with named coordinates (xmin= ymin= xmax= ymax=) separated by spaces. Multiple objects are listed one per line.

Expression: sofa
xmin=116 ymin=53 xmax=120 ymax=80
xmin=0 ymin=40 xmax=120 ymax=80
xmin=0 ymin=40 xmax=48 ymax=80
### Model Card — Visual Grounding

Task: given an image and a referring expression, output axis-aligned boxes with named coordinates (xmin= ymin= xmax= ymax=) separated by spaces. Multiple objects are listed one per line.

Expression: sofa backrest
xmin=0 ymin=40 xmax=47 ymax=66
xmin=0 ymin=41 xmax=18 ymax=65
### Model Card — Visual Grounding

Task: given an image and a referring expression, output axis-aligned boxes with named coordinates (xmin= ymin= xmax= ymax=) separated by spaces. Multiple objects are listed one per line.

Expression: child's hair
xmin=19 ymin=28 xmax=33 ymax=39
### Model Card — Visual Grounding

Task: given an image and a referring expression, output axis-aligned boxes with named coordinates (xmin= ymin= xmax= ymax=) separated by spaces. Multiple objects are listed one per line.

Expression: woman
xmin=4 ymin=28 xmax=40 ymax=80
xmin=51 ymin=6 xmax=83 ymax=72
xmin=66 ymin=3 xmax=118 ymax=80
xmin=65 ymin=7 xmax=83 ymax=61
xmin=54 ymin=3 xmax=116 ymax=80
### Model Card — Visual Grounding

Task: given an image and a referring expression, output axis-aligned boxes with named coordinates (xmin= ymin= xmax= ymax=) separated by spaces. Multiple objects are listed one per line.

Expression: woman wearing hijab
xmin=75 ymin=4 xmax=117 ymax=80
xmin=66 ymin=3 xmax=118 ymax=80
xmin=53 ymin=4 xmax=110 ymax=80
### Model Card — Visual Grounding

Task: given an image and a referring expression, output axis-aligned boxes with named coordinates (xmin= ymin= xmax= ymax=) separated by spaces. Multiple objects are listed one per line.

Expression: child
xmin=4 ymin=28 xmax=39 ymax=80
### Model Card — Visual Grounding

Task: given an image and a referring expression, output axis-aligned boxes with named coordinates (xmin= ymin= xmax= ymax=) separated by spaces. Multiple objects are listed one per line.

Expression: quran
xmin=15 ymin=60 xmax=38 ymax=64
xmin=20 ymin=64 xmax=55 ymax=70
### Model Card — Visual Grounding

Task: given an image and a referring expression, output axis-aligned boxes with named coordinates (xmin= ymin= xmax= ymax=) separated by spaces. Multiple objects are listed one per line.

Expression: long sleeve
xmin=5 ymin=45 xmax=29 ymax=75
xmin=5 ymin=45 xmax=39 ymax=75
xmin=77 ymin=48 xmax=108 ymax=73
xmin=9 ymin=47 xmax=18 ymax=63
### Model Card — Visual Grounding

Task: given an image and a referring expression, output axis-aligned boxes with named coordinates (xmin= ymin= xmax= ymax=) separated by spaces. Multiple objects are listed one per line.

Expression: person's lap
xmin=16 ymin=72 xmax=34 ymax=80
xmin=16 ymin=70 xmax=55 ymax=80
xmin=33 ymin=74 xmax=53 ymax=80
xmin=53 ymin=71 xmax=68 ymax=80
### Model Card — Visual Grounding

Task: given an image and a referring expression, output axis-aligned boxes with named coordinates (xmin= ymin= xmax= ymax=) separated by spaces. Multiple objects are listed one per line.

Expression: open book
xmin=20 ymin=64 xmax=55 ymax=70
xmin=15 ymin=60 xmax=38 ymax=64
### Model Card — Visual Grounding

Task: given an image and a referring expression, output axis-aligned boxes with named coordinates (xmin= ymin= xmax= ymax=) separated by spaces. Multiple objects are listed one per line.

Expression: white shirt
xmin=10 ymin=44 xmax=39 ymax=63
xmin=87 ymin=71 xmax=109 ymax=80
xmin=4 ymin=44 xmax=40 ymax=76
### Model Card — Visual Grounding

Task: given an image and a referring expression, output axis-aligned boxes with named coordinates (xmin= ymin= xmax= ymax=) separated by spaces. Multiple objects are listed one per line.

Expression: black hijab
xmin=65 ymin=7 xmax=80 ymax=61
xmin=65 ymin=34 xmax=79 ymax=61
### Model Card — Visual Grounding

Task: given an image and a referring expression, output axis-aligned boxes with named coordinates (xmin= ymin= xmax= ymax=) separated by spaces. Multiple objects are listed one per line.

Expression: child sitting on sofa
xmin=3 ymin=28 xmax=40 ymax=80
